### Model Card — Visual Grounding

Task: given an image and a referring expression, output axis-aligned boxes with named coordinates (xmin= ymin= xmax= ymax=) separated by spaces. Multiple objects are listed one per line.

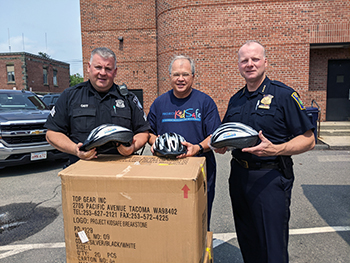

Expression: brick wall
xmin=156 ymin=0 xmax=350 ymax=118
xmin=25 ymin=56 xmax=70 ymax=93
xmin=0 ymin=55 xmax=23 ymax=90
xmin=80 ymin=0 xmax=158 ymax=112
xmin=0 ymin=53 xmax=70 ymax=94
xmin=80 ymin=0 xmax=350 ymax=119
xmin=308 ymin=48 xmax=350 ymax=121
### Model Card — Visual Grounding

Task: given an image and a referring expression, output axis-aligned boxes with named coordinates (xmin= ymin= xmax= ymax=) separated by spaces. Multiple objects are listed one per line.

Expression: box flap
xmin=59 ymin=155 xmax=206 ymax=181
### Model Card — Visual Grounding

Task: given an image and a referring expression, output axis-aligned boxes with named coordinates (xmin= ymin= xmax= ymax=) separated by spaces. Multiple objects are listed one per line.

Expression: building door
xmin=326 ymin=60 xmax=350 ymax=121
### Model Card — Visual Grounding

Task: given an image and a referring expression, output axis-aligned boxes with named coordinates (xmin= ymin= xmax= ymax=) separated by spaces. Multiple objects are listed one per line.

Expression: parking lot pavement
xmin=0 ymin=147 xmax=349 ymax=262
xmin=210 ymin=149 xmax=350 ymax=262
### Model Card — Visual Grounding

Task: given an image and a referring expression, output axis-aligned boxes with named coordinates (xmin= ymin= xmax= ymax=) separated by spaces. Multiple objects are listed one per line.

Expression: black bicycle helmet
xmin=210 ymin=122 xmax=259 ymax=149
xmin=153 ymin=132 xmax=187 ymax=158
xmin=80 ymin=124 xmax=134 ymax=151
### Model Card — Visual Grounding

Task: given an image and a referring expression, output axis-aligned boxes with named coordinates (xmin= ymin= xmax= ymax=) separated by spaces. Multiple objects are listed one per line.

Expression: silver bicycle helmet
xmin=153 ymin=132 xmax=187 ymax=158
xmin=210 ymin=122 xmax=259 ymax=149
xmin=80 ymin=124 xmax=134 ymax=151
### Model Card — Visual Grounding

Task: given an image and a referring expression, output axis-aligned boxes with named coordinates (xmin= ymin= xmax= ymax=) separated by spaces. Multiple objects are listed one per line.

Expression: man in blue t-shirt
xmin=147 ymin=55 xmax=221 ymax=230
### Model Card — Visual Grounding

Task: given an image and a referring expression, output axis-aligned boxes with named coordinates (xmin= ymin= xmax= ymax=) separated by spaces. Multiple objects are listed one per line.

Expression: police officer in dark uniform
xmin=45 ymin=47 xmax=150 ymax=164
xmin=215 ymin=40 xmax=315 ymax=263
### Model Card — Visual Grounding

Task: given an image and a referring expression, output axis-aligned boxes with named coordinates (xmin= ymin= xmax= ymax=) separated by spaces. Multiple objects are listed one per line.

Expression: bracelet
xmin=197 ymin=144 xmax=204 ymax=155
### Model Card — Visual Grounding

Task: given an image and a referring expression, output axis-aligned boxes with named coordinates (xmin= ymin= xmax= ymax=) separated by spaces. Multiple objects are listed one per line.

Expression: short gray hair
xmin=168 ymin=55 xmax=195 ymax=75
xmin=90 ymin=47 xmax=117 ymax=69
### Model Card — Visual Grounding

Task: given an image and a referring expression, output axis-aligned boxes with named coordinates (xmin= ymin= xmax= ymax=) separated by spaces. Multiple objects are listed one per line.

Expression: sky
xmin=0 ymin=0 xmax=83 ymax=76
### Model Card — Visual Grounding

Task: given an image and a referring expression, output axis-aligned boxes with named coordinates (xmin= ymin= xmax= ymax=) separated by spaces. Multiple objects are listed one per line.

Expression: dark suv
xmin=42 ymin=93 xmax=61 ymax=109
xmin=0 ymin=89 xmax=67 ymax=169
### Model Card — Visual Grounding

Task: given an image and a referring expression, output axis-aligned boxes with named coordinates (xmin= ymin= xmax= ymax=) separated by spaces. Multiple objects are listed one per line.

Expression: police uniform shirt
xmin=222 ymin=77 xmax=314 ymax=161
xmin=45 ymin=80 xmax=150 ymax=148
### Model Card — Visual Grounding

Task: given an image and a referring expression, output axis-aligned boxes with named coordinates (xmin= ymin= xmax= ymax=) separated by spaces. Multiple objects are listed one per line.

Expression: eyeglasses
xmin=171 ymin=72 xmax=193 ymax=79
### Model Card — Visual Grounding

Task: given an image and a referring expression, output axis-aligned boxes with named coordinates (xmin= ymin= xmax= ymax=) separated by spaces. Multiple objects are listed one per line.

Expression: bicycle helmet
xmin=80 ymin=124 xmax=134 ymax=151
xmin=153 ymin=132 xmax=187 ymax=158
xmin=210 ymin=122 xmax=259 ymax=149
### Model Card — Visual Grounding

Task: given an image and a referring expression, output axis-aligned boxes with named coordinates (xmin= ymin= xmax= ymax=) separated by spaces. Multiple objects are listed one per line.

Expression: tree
xmin=38 ymin=52 xmax=51 ymax=59
xmin=70 ymin=73 xmax=84 ymax=86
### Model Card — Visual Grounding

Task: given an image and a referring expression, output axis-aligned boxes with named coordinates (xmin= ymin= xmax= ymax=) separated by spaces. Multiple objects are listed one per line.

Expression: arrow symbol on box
xmin=182 ymin=185 xmax=190 ymax=198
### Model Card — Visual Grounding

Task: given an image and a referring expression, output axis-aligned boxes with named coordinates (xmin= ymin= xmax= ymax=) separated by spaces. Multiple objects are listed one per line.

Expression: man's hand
xmin=177 ymin=135 xmax=212 ymax=158
xmin=117 ymin=139 xmax=136 ymax=156
xmin=76 ymin=142 xmax=98 ymax=160
xmin=176 ymin=142 xmax=199 ymax=158
xmin=241 ymin=131 xmax=275 ymax=157
xmin=214 ymin=147 xmax=228 ymax=154
xmin=46 ymin=130 xmax=98 ymax=161
xmin=242 ymin=129 xmax=315 ymax=157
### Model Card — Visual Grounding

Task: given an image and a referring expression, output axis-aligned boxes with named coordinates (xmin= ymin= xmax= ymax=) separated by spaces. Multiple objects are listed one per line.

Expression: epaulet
xmin=70 ymin=81 xmax=87 ymax=90
xmin=271 ymin=80 xmax=296 ymax=94
xmin=271 ymin=80 xmax=290 ymax=89
xmin=117 ymin=83 xmax=129 ymax=97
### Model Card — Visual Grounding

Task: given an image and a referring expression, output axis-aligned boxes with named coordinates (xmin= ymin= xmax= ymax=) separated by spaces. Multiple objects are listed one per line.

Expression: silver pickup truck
xmin=0 ymin=89 xmax=67 ymax=169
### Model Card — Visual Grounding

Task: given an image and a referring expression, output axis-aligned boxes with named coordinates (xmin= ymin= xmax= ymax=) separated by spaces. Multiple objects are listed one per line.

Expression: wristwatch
xmin=197 ymin=144 xmax=204 ymax=155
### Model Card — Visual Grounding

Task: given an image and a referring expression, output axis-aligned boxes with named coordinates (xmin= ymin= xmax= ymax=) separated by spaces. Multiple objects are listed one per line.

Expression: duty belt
xmin=232 ymin=156 xmax=280 ymax=170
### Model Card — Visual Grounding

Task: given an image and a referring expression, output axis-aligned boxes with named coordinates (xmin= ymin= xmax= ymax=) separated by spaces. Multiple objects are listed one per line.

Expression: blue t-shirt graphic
xmin=148 ymin=89 xmax=220 ymax=144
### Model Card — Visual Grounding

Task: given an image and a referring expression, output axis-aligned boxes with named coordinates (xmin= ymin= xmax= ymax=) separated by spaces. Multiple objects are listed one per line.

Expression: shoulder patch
xmin=291 ymin=92 xmax=305 ymax=110
xmin=131 ymin=94 xmax=147 ymax=121
xmin=50 ymin=106 xmax=56 ymax=117
xmin=132 ymin=95 xmax=143 ymax=111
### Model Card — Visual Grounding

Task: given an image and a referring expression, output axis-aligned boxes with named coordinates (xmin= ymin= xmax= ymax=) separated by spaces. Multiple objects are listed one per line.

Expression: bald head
xmin=237 ymin=40 xmax=267 ymax=90
xmin=238 ymin=40 xmax=266 ymax=62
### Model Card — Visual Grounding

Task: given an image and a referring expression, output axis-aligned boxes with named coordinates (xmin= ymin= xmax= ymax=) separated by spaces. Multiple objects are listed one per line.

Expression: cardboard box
xmin=59 ymin=155 xmax=207 ymax=263
xmin=203 ymin=232 xmax=214 ymax=263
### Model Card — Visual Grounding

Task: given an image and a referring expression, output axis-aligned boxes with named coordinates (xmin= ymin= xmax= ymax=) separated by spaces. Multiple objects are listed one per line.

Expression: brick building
xmin=0 ymin=52 xmax=70 ymax=94
xmin=80 ymin=0 xmax=350 ymax=121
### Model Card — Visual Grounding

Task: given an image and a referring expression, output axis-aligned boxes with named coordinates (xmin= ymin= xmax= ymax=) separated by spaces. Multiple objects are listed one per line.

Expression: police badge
xmin=258 ymin=94 xmax=274 ymax=109
xmin=115 ymin=99 xmax=125 ymax=108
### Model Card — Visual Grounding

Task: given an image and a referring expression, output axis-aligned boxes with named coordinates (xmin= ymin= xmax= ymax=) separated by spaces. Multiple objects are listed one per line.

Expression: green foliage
xmin=70 ymin=73 xmax=84 ymax=86
xmin=38 ymin=52 xmax=51 ymax=59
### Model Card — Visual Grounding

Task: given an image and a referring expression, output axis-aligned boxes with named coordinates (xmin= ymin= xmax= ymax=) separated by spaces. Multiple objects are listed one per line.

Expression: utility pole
xmin=8 ymin=28 xmax=11 ymax=52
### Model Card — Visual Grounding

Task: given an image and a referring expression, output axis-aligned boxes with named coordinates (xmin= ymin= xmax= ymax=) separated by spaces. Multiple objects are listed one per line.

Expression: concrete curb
xmin=316 ymin=136 xmax=350 ymax=151
xmin=313 ymin=143 xmax=329 ymax=150
xmin=313 ymin=142 xmax=350 ymax=151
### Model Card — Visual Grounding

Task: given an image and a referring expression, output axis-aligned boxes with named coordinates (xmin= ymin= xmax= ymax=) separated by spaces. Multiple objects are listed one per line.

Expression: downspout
xmin=21 ymin=53 xmax=28 ymax=90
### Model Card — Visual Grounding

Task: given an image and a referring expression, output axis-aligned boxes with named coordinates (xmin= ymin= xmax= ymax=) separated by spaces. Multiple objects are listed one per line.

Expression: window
xmin=0 ymin=92 xmax=47 ymax=111
xmin=337 ymin=75 xmax=344 ymax=83
xmin=53 ymin=70 xmax=58 ymax=86
xmin=43 ymin=68 xmax=48 ymax=84
xmin=7 ymin=65 xmax=15 ymax=82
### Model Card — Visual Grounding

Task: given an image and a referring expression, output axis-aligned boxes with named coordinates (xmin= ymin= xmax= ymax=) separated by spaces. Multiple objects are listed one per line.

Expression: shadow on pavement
xmin=0 ymin=159 xmax=68 ymax=178
xmin=0 ymin=202 xmax=59 ymax=245
xmin=302 ymin=185 xmax=350 ymax=245
xmin=213 ymin=241 xmax=244 ymax=262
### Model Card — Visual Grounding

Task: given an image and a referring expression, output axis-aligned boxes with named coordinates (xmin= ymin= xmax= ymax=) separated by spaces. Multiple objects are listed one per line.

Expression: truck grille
xmin=1 ymin=123 xmax=45 ymax=131
xmin=2 ymin=134 xmax=47 ymax=144
xmin=0 ymin=123 xmax=48 ymax=145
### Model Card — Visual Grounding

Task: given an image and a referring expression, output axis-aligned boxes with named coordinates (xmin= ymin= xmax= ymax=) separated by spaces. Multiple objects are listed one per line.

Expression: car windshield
xmin=42 ymin=97 xmax=51 ymax=104
xmin=0 ymin=92 xmax=48 ymax=111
